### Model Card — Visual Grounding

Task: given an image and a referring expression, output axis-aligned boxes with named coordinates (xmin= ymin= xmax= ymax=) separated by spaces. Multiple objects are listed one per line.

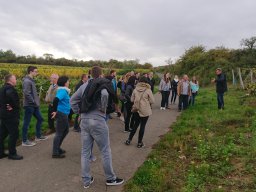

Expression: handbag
xmin=131 ymin=90 xmax=146 ymax=113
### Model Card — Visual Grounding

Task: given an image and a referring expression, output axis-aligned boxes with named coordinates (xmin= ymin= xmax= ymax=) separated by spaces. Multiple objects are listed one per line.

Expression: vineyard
xmin=0 ymin=63 xmax=151 ymax=99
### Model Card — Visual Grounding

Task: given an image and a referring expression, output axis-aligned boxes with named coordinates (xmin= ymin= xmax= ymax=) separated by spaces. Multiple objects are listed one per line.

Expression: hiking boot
xmin=8 ymin=154 xmax=23 ymax=160
xmin=52 ymin=154 xmax=65 ymax=158
xmin=125 ymin=140 xmax=131 ymax=145
xmin=22 ymin=140 xmax=36 ymax=147
xmin=35 ymin=135 xmax=48 ymax=141
xmin=84 ymin=177 xmax=94 ymax=189
xmin=106 ymin=177 xmax=124 ymax=186
xmin=137 ymin=142 xmax=145 ymax=148
xmin=0 ymin=153 xmax=8 ymax=159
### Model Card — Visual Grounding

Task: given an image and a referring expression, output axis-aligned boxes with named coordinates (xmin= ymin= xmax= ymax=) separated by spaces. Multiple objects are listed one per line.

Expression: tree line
xmin=0 ymin=50 xmax=153 ymax=69
xmin=157 ymin=36 xmax=256 ymax=86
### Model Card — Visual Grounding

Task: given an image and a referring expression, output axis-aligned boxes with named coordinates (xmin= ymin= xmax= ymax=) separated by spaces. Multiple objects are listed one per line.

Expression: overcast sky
xmin=0 ymin=0 xmax=255 ymax=66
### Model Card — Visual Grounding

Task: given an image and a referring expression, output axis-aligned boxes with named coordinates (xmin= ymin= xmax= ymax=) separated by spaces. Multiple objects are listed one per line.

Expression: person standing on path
xmin=159 ymin=72 xmax=171 ymax=110
xmin=51 ymin=76 xmax=71 ymax=158
xmin=211 ymin=68 xmax=227 ymax=110
xmin=177 ymin=74 xmax=191 ymax=111
xmin=148 ymin=72 xmax=155 ymax=93
xmin=70 ymin=66 xmax=124 ymax=189
xmin=124 ymin=75 xmax=136 ymax=132
xmin=189 ymin=76 xmax=199 ymax=106
xmin=0 ymin=74 xmax=23 ymax=160
xmin=73 ymin=74 xmax=88 ymax=132
xmin=125 ymin=76 xmax=155 ymax=148
xmin=170 ymin=75 xmax=179 ymax=104
xmin=21 ymin=66 xmax=47 ymax=147
xmin=45 ymin=74 xmax=59 ymax=134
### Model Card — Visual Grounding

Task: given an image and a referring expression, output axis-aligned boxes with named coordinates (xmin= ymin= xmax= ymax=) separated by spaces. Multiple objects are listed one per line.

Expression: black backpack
xmin=80 ymin=78 xmax=116 ymax=114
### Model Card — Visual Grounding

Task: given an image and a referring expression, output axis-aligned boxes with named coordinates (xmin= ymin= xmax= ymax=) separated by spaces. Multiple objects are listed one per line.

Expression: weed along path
xmin=0 ymin=93 xmax=180 ymax=192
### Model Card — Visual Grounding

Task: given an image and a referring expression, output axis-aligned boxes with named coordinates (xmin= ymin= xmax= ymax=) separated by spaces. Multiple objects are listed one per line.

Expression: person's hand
xmin=6 ymin=104 xmax=13 ymax=111
xmin=51 ymin=112 xmax=57 ymax=119
xmin=211 ymin=78 xmax=215 ymax=83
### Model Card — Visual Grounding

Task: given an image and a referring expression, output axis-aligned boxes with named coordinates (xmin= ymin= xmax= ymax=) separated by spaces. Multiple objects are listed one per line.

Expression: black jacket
xmin=215 ymin=73 xmax=227 ymax=93
xmin=75 ymin=80 xmax=84 ymax=92
xmin=147 ymin=78 xmax=155 ymax=93
xmin=0 ymin=83 xmax=20 ymax=119
xmin=171 ymin=80 xmax=179 ymax=91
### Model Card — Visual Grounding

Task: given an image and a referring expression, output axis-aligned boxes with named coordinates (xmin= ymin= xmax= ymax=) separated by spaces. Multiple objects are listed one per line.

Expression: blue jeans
xmin=217 ymin=93 xmax=224 ymax=109
xmin=80 ymin=118 xmax=116 ymax=186
xmin=189 ymin=92 xmax=197 ymax=106
xmin=22 ymin=106 xmax=43 ymax=142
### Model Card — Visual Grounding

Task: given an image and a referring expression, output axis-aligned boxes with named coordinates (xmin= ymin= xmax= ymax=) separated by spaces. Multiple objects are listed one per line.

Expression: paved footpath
xmin=0 ymin=93 xmax=180 ymax=192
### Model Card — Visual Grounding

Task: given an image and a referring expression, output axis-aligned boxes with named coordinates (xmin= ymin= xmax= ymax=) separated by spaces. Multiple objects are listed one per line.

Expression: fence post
xmin=238 ymin=68 xmax=245 ymax=89
xmin=232 ymin=69 xmax=236 ymax=85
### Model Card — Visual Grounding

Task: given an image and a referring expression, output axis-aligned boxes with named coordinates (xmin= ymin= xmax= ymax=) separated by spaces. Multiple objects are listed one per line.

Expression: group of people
xmin=158 ymin=73 xmax=200 ymax=111
xmin=0 ymin=65 xmax=157 ymax=189
xmin=0 ymin=65 xmax=227 ymax=189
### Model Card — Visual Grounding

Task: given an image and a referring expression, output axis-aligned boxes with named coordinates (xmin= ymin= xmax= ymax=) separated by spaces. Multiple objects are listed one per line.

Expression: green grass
xmin=124 ymin=86 xmax=256 ymax=192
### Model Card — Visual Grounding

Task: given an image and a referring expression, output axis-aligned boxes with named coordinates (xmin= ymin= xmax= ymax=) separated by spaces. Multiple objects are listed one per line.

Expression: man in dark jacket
xmin=147 ymin=72 xmax=155 ymax=93
xmin=0 ymin=74 xmax=23 ymax=160
xmin=212 ymin=68 xmax=227 ymax=110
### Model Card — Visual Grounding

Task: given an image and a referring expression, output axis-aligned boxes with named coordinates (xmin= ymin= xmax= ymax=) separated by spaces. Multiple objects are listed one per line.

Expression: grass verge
xmin=124 ymin=86 xmax=256 ymax=192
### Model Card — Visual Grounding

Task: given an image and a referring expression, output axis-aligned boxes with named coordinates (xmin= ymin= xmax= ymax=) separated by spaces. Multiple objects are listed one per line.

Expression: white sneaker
xmin=22 ymin=140 xmax=36 ymax=147
xmin=163 ymin=107 xmax=166 ymax=110
xmin=35 ymin=136 xmax=48 ymax=141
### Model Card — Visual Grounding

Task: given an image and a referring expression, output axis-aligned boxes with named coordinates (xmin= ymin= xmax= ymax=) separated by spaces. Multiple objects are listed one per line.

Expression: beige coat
xmin=45 ymin=84 xmax=58 ymax=104
xmin=131 ymin=82 xmax=155 ymax=117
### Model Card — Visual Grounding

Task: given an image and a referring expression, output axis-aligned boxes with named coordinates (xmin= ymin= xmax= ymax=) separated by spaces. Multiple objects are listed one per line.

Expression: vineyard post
xmin=238 ymin=68 xmax=245 ymax=89
xmin=250 ymin=69 xmax=253 ymax=83
xmin=232 ymin=69 xmax=236 ymax=85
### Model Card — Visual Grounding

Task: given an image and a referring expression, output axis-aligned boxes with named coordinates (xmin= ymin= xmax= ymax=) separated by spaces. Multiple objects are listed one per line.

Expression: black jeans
xmin=161 ymin=91 xmax=170 ymax=108
xmin=178 ymin=94 xmax=189 ymax=110
xmin=128 ymin=112 xmax=149 ymax=143
xmin=124 ymin=103 xmax=133 ymax=131
xmin=48 ymin=105 xmax=55 ymax=130
xmin=73 ymin=114 xmax=80 ymax=131
xmin=0 ymin=117 xmax=19 ymax=156
xmin=171 ymin=89 xmax=177 ymax=103
xmin=52 ymin=112 xmax=69 ymax=155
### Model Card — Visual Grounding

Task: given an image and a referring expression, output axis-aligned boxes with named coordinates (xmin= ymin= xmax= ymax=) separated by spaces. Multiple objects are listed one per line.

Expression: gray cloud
xmin=0 ymin=0 xmax=255 ymax=66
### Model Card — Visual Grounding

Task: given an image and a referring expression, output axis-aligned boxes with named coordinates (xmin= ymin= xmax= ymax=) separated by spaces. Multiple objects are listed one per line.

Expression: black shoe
xmin=117 ymin=112 xmax=121 ymax=117
xmin=137 ymin=142 xmax=145 ymax=148
xmin=0 ymin=153 xmax=8 ymax=159
xmin=8 ymin=154 xmax=23 ymax=160
xmin=59 ymin=148 xmax=66 ymax=154
xmin=125 ymin=140 xmax=131 ymax=145
xmin=52 ymin=154 xmax=65 ymax=158
xmin=106 ymin=177 xmax=124 ymax=186
xmin=84 ymin=177 xmax=94 ymax=189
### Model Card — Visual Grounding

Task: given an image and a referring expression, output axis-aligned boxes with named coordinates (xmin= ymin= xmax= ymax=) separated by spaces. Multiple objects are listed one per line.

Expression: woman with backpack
xmin=125 ymin=76 xmax=155 ymax=148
